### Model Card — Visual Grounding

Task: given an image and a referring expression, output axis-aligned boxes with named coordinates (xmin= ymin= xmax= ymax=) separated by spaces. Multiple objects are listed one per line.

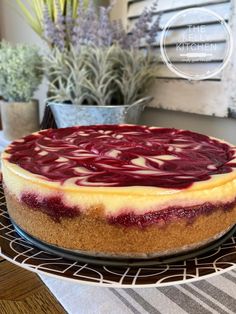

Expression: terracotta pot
xmin=1 ymin=100 xmax=40 ymax=141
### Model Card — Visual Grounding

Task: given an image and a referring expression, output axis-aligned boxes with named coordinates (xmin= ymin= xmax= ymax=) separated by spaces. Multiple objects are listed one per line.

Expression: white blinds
xmin=119 ymin=0 xmax=236 ymax=117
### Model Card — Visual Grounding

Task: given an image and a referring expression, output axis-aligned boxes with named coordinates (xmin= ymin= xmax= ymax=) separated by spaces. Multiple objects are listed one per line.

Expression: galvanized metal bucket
xmin=48 ymin=97 xmax=152 ymax=128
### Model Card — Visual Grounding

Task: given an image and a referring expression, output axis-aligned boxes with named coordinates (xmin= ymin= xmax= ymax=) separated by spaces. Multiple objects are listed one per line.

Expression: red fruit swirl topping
xmin=5 ymin=125 xmax=236 ymax=189
xmin=108 ymin=199 xmax=236 ymax=228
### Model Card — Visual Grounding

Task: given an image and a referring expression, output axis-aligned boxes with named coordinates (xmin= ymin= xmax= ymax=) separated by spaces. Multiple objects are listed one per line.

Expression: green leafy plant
xmin=45 ymin=44 xmax=158 ymax=106
xmin=112 ymin=49 xmax=157 ymax=105
xmin=0 ymin=41 xmax=43 ymax=102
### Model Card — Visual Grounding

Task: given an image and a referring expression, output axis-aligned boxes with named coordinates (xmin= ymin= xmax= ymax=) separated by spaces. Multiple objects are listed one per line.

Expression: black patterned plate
xmin=0 ymin=186 xmax=236 ymax=287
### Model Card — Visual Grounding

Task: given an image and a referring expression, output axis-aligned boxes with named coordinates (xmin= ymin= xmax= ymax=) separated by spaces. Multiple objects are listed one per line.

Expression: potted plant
xmin=0 ymin=41 xmax=43 ymax=140
xmin=14 ymin=0 xmax=160 ymax=127
xmin=44 ymin=44 xmax=155 ymax=127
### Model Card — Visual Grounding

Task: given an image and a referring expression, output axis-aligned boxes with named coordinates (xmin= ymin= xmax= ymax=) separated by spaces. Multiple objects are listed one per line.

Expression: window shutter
xmin=112 ymin=0 xmax=236 ymax=118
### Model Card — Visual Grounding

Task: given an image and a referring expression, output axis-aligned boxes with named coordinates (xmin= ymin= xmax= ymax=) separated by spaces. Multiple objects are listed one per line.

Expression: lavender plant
xmin=44 ymin=0 xmax=161 ymax=106
xmin=44 ymin=0 xmax=159 ymax=50
xmin=15 ymin=0 xmax=160 ymax=51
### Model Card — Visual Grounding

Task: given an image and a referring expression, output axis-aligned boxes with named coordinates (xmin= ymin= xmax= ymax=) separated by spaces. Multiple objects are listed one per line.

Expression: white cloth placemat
xmin=39 ymin=270 xmax=236 ymax=314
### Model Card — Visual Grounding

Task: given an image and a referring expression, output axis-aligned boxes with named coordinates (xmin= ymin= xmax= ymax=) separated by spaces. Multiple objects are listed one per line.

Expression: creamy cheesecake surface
xmin=2 ymin=125 xmax=236 ymax=257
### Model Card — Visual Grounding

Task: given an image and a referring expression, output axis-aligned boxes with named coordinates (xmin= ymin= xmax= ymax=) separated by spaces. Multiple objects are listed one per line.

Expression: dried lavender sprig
xmin=111 ymin=19 xmax=127 ymax=48
xmin=65 ymin=1 xmax=76 ymax=46
xmin=84 ymin=0 xmax=100 ymax=45
xmin=43 ymin=5 xmax=59 ymax=48
xmin=130 ymin=11 xmax=154 ymax=47
xmin=54 ymin=0 xmax=66 ymax=50
xmin=97 ymin=6 xmax=113 ymax=47
xmin=97 ymin=0 xmax=116 ymax=47
xmin=72 ymin=0 xmax=89 ymax=47
xmin=127 ymin=0 xmax=160 ymax=49
xmin=72 ymin=0 xmax=114 ymax=48
xmin=147 ymin=13 xmax=162 ymax=46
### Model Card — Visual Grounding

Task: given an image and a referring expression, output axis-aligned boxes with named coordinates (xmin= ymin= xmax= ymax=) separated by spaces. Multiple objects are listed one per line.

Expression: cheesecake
xmin=2 ymin=124 xmax=236 ymax=258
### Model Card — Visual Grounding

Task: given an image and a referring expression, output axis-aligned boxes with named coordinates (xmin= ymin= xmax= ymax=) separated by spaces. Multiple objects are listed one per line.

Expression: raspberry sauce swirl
xmin=5 ymin=125 xmax=236 ymax=189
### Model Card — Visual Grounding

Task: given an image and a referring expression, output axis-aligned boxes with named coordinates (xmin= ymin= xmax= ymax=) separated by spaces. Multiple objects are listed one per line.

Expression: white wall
xmin=0 ymin=1 xmax=41 ymax=44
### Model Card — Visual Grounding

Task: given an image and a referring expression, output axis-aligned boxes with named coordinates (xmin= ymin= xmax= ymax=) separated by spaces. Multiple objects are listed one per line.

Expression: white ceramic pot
xmin=1 ymin=100 xmax=40 ymax=141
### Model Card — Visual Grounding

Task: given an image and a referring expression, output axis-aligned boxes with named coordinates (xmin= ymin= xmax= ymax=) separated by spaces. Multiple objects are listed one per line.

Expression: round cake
xmin=2 ymin=124 xmax=236 ymax=258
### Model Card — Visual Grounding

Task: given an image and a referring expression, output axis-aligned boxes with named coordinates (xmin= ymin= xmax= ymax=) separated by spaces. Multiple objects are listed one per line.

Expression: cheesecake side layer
xmin=5 ymin=190 xmax=236 ymax=256
xmin=3 ymin=158 xmax=236 ymax=218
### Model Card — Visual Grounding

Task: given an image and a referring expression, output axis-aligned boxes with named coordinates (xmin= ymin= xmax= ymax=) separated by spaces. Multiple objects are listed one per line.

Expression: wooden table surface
xmin=0 ymin=257 xmax=66 ymax=314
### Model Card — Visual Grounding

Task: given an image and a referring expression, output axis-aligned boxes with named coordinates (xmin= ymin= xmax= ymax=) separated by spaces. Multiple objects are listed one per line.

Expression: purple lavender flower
xmin=112 ymin=20 xmax=125 ymax=45
xmin=43 ymin=5 xmax=58 ymax=47
xmin=147 ymin=13 xmax=161 ymax=46
xmin=110 ymin=0 xmax=160 ymax=50
xmin=72 ymin=0 xmax=87 ymax=47
xmin=97 ymin=6 xmax=113 ymax=47
xmin=54 ymin=0 xmax=66 ymax=50
xmin=43 ymin=0 xmax=161 ymax=51
xmin=84 ymin=0 xmax=99 ymax=45
xmin=129 ymin=9 xmax=153 ymax=48
xmin=65 ymin=1 xmax=75 ymax=45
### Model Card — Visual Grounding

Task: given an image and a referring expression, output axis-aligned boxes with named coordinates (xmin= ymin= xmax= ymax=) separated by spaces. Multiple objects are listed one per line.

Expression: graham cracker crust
xmin=4 ymin=190 xmax=236 ymax=257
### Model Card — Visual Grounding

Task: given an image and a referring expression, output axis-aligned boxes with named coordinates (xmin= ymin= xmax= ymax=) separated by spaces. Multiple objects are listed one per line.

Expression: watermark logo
xmin=160 ymin=8 xmax=233 ymax=80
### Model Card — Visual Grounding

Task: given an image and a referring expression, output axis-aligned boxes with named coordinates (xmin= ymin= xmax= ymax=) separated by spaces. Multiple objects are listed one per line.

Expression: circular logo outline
xmin=160 ymin=8 xmax=233 ymax=80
